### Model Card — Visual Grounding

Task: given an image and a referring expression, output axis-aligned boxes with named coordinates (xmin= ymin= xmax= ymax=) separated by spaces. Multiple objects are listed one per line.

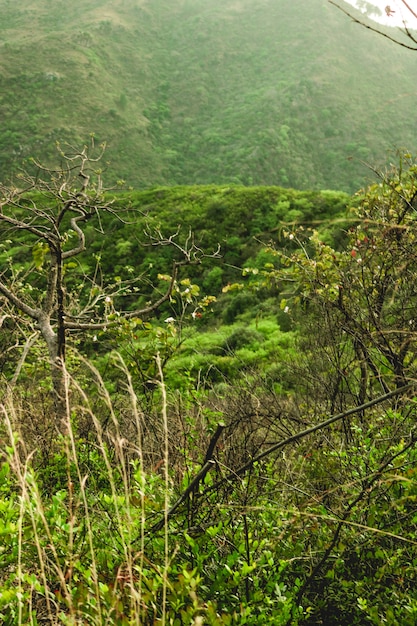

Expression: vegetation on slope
xmin=1 ymin=147 xmax=417 ymax=624
xmin=0 ymin=0 xmax=416 ymax=191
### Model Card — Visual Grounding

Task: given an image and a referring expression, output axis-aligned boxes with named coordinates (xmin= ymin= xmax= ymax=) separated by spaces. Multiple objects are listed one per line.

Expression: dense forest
xmin=1 ymin=1 xmax=417 ymax=625
xmin=0 ymin=0 xmax=416 ymax=191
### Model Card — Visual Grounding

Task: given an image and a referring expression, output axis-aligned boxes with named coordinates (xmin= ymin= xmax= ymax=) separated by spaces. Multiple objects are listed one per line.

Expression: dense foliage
xmin=0 ymin=0 xmax=416 ymax=192
xmin=1 ymin=152 xmax=417 ymax=624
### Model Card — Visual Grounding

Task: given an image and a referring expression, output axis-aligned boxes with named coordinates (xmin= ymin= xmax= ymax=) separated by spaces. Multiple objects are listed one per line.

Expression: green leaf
xmin=32 ymin=241 xmax=49 ymax=269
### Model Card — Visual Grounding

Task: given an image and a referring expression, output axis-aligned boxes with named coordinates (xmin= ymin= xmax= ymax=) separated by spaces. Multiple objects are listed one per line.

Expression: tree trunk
xmin=38 ymin=314 xmax=68 ymax=430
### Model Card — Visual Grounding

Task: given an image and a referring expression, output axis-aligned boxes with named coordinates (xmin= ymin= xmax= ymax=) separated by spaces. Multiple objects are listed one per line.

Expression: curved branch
xmin=0 ymin=281 xmax=39 ymax=320
xmin=0 ymin=211 xmax=58 ymax=244
xmin=124 ymin=261 xmax=179 ymax=318
xmin=62 ymin=213 xmax=88 ymax=259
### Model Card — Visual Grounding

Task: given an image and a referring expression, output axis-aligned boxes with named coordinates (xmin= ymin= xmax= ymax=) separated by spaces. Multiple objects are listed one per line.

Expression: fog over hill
xmin=0 ymin=0 xmax=416 ymax=191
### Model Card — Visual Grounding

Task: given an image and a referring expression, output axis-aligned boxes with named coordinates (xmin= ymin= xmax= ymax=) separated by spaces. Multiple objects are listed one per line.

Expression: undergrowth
xmin=1 ymin=351 xmax=417 ymax=625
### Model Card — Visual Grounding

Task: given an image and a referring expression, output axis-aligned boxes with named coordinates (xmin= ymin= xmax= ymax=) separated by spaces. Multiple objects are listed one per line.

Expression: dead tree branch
xmin=329 ymin=0 xmax=417 ymax=50
xmin=202 ymin=383 xmax=415 ymax=494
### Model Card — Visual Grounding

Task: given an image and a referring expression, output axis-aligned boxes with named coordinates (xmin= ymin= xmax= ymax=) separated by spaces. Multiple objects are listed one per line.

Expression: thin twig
xmin=329 ymin=0 xmax=417 ymax=49
xmin=202 ymin=383 xmax=415 ymax=494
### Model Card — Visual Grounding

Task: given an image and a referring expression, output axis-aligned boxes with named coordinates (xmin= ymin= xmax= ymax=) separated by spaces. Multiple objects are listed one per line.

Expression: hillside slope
xmin=0 ymin=0 xmax=416 ymax=191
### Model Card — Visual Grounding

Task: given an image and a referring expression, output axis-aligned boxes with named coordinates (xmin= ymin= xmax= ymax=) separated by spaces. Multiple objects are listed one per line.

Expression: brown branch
xmin=203 ymin=423 xmax=225 ymax=465
xmin=148 ymin=460 xmax=216 ymax=533
xmin=64 ymin=261 xmax=181 ymax=330
xmin=202 ymin=383 xmax=415 ymax=494
xmin=399 ymin=0 xmax=417 ymax=21
xmin=0 ymin=210 xmax=58 ymax=244
xmin=0 ymin=280 xmax=39 ymax=320
xmin=145 ymin=423 xmax=225 ymax=535
xmin=329 ymin=0 xmax=417 ymax=50
xmin=124 ymin=260 xmax=179 ymax=318
xmin=43 ymin=247 xmax=58 ymax=316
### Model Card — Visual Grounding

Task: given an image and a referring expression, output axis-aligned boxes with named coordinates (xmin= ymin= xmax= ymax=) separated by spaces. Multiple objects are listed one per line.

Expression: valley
xmin=1 ymin=2 xmax=417 ymax=623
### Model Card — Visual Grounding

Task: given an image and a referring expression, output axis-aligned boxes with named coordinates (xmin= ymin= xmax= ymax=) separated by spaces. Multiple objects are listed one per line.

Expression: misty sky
xmin=343 ymin=0 xmax=417 ymax=27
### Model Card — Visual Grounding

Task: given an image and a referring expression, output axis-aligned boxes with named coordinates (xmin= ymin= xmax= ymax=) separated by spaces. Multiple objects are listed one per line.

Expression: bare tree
xmin=329 ymin=0 xmax=417 ymax=49
xmin=0 ymin=142 xmax=214 ymax=427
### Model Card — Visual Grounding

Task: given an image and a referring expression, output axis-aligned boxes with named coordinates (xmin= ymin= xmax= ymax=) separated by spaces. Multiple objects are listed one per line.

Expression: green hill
xmin=0 ymin=0 xmax=416 ymax=191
